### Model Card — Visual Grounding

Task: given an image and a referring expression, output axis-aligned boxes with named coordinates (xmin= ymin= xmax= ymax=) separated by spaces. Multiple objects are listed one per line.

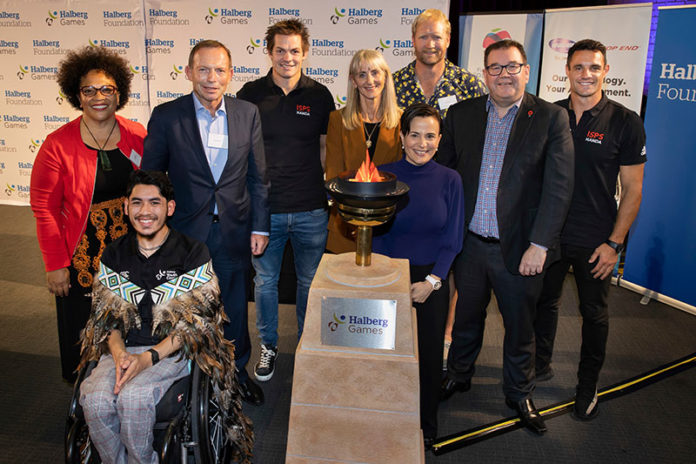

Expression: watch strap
xmin=605 ymin=240 xmax=625 ymax=254
xmin=425 ymin=275 xmax=442 ymax=290
xmin=147 ymin=348 xmax=160 ymax=366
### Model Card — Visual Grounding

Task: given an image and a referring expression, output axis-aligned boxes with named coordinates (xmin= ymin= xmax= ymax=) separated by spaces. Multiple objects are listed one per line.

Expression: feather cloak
xmin=78 ymin=260 xmax=254 ymax=462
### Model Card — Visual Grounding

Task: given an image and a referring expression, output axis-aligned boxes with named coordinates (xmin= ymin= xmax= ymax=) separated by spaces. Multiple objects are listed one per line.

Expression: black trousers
xmin=55 ymin=267 xmax=93 ymax=383
xmin=410 ymin=264 xmax=449 ymax=439
xmin=447 ymin=234 xmax=544 ymax=401
xmin=535 ymin=244 xmax=610 ymax=388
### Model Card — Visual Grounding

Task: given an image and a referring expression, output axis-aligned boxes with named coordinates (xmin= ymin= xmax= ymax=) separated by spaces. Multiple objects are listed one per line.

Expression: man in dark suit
xmin=438 ymin=40 xmax=574 ymax=434
xmin=142 ymin=40 xmax=269 ymax=405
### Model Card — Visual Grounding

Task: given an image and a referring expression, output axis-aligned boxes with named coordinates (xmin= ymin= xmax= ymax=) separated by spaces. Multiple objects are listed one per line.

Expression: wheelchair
xmin=65 ymin=359 xmax=238 ymax=463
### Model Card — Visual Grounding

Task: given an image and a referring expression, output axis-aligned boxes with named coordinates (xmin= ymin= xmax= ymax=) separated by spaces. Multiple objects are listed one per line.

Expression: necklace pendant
xmin=365 ymin=140 xmax=372 ymax=149
xmin=98 ymin=150 xmax=112 ymax=171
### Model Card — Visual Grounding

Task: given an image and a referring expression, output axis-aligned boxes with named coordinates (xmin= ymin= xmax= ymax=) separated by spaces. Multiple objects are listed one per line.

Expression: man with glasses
xmin=534 ymin=39 xmax=646 ymax=421
xmin=438 ymin=40 xmax=574 ymax=434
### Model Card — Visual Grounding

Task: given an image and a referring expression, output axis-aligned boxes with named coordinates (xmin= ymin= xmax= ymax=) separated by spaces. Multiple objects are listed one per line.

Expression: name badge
xmin=438 ymin=94 xmax=458 ymax=111
xmin=207 ymin=133 xmax=228 ymax=149
xmin=128 ymin=149 xmax=142 ymax=167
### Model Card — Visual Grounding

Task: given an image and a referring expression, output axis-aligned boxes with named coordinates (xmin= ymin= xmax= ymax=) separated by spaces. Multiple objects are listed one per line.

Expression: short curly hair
xmin=56 ymin=46 xmax=132 ymax=111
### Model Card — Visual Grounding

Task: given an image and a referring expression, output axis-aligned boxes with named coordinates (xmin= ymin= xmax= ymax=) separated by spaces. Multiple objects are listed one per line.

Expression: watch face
xmin=433 ymin=281 xmax=442 ymax=290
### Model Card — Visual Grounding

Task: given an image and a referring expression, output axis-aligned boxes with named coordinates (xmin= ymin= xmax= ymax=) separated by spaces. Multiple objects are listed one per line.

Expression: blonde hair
xmin=342 ymin=49 xmax=400 ymax=131
xmin=411 ymin=9 xmax=451 ymax=37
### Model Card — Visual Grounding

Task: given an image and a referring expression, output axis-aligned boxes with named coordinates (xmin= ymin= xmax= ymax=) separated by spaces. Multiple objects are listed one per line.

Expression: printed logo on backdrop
xmin=32 ymin=39 xmax=66 ymax=56
xmin=2 ymin=114 xmax=30 ymax=129
xmin=17 ymin=161 xmax=33 ymax=178
xmin=204 ymin=7 xmax=251 ymax=25
xmin=127 ymin=92 xmax=149 ymax=108
xmin=5 ymin=90 xmax=42 ymax=107
xmin=90 ymin=39 xmax=130 ymax=55
xmin=56 ymin=90 xmax=67 ymax=105
xmin=0 ymin=160 xmax=5 ymax=173
xmin=0 ymin=10 xmax=31 ymax=27
xmin=247 ymin=38 xmax=267 ymax=55
xmin=656 ymin=63 xmax=696 ymax=103
xmin=17 ymin=64 xmax=57 ymax=81
xmin=103 ymin=10 xmax=143 ymax=27
xmin=148 ymin=8 xmax=189 ymax=26
xmin=311 ymin=38 xmax=356 ymax=58
xmin=268 ymin=8 xmax=311 ymax=26
xmin=0 ymin=140 xmax=17 ymax=154
xmin=0 ymin=39 xmax=19 ymax=55
xmin=399 ymin=7 xmax=425 ymax=26
xmin=169 ymin=65 xmax=184 ymax=80
xmin=331 ymin=7 xmax=383 ymax=25
xmin=43 ymin=115 xmax=69 ymax=131
xmin=321 ymin=297 xmax=397 ymax=350
xmin=155 ymin=90 xmax=185 ymax=105
xmin=28 ymin=138 xmax=43 ymax=153
xmin=4 ymin=183 xmax=29 ymax=199
xmin=46 ymin=9 xmax=88 ymax=27
xmin=304 ymin=67 xmax=339 ymax=86
xmin=130 ymin=65 xmax=155 ymax=81
xmin=146 ymin=38 xmax=175 ymax=55
xmin=376 ymin=38 xmax=413 ymax=57
xmin=335 ymin=95 xmax=347 ymax=109
xmin=233 ymin=65 xmax=261 ymax=84
xmin=483 ymin=28 xmax=511 ymax=48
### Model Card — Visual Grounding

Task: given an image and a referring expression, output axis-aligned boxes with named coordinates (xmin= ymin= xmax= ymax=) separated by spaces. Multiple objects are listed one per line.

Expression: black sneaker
xmin=254 ymin=344 xmax=278 ymax=382
xmin=573 ymin=386 xmax=599 ymax=421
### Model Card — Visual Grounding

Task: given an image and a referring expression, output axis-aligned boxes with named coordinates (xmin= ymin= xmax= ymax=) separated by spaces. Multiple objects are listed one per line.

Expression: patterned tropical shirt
xmin=393 ymin=59 xmax=487 ymax=119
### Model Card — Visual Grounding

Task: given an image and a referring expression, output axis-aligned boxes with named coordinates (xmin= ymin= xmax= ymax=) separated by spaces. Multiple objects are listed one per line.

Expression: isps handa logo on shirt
xmin=296 ymin=104 xmax=311 ymax=116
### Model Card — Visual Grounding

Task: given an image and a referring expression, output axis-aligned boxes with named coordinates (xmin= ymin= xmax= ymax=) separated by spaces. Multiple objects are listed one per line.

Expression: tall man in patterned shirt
xmin=393 ymin=9 xmax=486 ymax=119
xmin=534 ymin=39 xmax=646 ymax=421
xmin=437 ymin=40 xmax=574 ymax=435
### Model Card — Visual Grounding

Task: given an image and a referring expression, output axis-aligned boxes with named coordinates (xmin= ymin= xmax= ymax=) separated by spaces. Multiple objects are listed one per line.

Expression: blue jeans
xmin=252 ymin=208 xmax=328 ymax=347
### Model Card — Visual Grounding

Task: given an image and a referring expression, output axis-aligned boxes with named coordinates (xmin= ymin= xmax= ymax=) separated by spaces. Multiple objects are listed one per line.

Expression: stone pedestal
xmin=286 ymin=253 xmax=423 ymax=463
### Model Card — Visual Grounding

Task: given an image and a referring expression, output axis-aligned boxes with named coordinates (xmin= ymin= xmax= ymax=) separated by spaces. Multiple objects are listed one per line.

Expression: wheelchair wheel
xmin=190 ymin=365 xmax=234 ymax=463
xmin=65 ymin=418 xmax=98 ymax=464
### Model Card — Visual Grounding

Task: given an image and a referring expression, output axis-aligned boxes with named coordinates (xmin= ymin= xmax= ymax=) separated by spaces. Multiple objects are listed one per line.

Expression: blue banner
xmin=623 ymin=6 xmax=696 ymax=307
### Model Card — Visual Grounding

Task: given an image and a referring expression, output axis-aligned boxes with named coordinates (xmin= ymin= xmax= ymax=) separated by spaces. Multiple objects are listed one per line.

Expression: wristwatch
xmin=147 ymin=348 xmax=160 ymax=366
xmin=425 ymin=275 xmax=442 ymax=290
xmin=605 ymin=240 xmax=625 ymax=254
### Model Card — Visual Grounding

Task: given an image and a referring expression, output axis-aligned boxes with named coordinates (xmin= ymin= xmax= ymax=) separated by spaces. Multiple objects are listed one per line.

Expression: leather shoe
xmin=505 ymin=397 xmax=547 ymax=435
xmin=439 ymin=378 xmax=471 ymax=401
xmin=239 ymin=378 xmax=264 ymax=406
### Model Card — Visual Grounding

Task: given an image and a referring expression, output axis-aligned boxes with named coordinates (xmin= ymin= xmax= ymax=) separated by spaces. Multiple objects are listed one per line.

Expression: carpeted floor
xmin=1 ymin=204 xmax=695 ymax=463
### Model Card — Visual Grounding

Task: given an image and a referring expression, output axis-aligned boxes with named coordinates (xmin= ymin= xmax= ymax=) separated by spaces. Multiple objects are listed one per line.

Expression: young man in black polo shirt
xmin=237 ymin=19 xmax=334 ymax=382
xmin=534 ymin=39 xmax=646 ymax=420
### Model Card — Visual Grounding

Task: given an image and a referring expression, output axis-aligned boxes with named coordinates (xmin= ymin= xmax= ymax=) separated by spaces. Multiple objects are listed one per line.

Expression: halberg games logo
xmin=148 ymin=9 xmax=189 ymax=26
xmin=5 ymin=183 xmax=30 ymax=199
xmin=28 ymin=138 xmax=43 ymax=153
xmin=247 ymin=38 xmax=266 ymax=55
xmin=17 ymin=64 xmax=58 ymax=81
xmin=205 ymin=7 xmax=251 ymax=25
xmin=376 ymin=38 xmax=413 ymax=57
xmin=2 ymin=114 xmax=30 ymax=129
xmin=0 ymin=11 xmax=31 ymax=27
xmin=335 ymin=95 xmax=347 ymax=109
xmin=332 ymin=7 xmax=383 ymax=25
xmin=46 ymin=9 xmax=88 ymax=26
xmin=483 ymin=28 xmax=511 ymax=48
xmin=130 ymin=65 xmax=155 ymax=81
xmin=0 ymin=39 xmax=19 ymax=55
xmin=146 ymin=38 xmax=175 ymax=55
xmin=89 ymin=39 xmax=130 ymax=55
xmin=56 ymin=90 xmax=67 ymax=105
xmin=304 ymin=67 xmax=339 ymax=85
xmin=170 ymin=65 xmax=184 ymax=80
xmin=328 ymin=313 xmax=389 ymax=335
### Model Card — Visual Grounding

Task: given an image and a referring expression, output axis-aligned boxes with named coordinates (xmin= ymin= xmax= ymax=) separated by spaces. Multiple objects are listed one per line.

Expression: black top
xmin=100 ymin=228 xmax=210 ymax=346
xmin=555 ymin=93 xmax=646 ymax=248
xmin=237 ymin=71 xmax=334 ymax=213
xmin=87 ymin=146 xmax=134 ymax=203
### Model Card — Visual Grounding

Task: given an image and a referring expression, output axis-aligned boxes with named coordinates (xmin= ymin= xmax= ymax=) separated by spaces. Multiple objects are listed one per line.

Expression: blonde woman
xmin=325 ymin=49 xmax=402 ymax=253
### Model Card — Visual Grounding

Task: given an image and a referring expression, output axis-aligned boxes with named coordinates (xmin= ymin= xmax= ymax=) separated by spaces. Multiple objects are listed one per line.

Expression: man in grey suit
xmin=142 ymin=40 xmax=269 ymax=405
xmin=438 ymin=39 xmax=574 ymax=434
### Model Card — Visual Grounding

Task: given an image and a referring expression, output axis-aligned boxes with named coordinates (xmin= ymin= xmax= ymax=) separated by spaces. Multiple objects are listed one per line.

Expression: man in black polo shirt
xmin=534 ymin=39 xmax=646 ymax=420
xmin=237 ymin=19 xmax=334 ymax=382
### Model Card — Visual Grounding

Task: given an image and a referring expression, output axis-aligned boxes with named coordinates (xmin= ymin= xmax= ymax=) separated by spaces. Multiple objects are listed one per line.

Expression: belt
xmin=469 ymin=231 xmax=500 ymax=243
xmin=212 ymin=214 xmax=220 ymax=223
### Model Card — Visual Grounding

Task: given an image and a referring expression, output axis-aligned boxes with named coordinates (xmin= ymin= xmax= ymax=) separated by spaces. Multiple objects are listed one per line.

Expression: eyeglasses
xmin=485 ymin=63 xmax=525 ymax=76
xmin=79 ymin=85 xmax=118 ymax=97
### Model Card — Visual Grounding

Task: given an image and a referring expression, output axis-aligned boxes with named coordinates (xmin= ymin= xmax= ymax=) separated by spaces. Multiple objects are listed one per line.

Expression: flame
xmin=351 ymin=150 xmax=383 ymax=182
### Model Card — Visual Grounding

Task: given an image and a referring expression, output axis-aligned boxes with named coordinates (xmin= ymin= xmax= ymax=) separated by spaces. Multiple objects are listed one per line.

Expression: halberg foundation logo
xmin=205 ymin=7 xmax=251 ymax=25
xmin=483 ymin=28 xmax=511 ymax=48
xmin=103 ymin=10 xmax=143 ymax=27
xmin=399 ymin=7 xmax=424 ymax=26
xmin=46 ymin=9 xmax=88 ymax=26
xmin=0 ymin=140 xmax=17 ymax=154
xmin=155 ymin=90 xmax=185 ymax=104
xmin=376 ymin=38 xmax=413 ymax=57
xmin=170 ymin=65 xmax=184 ymax=80
xmin=311 ymin=39 xmax=356 ymax=58
xmin=0 ymin=39 xmax=19 ymax=55
xmin=328 ymin=313 xmax=389 ymax=335
xmin=18 ymin=161 xmax=33 ymax=178
xmin=330 ymin=7 xmax=346 ymax=24
xmin=43 ymin=115 xmax=69 ymax=130
xmin=32 ymin=39 xmax=66 ymax=56
xmin=232 ymin=65 xmax=261 ymax=84
xmin=0 ymin=11 xmax=31 ymax=27
xmin=656 ymin=63 xmax=696 ymax=102
xmin=148 ymin=8 xmax=189 ymax=26
xmin=268 ymin=8 xmax=310 ymax=26
xmin=5 ymin=90 xmax=43 ymax=106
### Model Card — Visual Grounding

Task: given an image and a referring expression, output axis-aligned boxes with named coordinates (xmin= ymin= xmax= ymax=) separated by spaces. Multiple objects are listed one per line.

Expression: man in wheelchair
xmin=77 ymin=170 xmax=253 ymax=463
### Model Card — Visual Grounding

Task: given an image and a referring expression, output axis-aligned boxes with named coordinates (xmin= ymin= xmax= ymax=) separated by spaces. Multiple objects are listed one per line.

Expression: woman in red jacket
xmin=30 ymin=46 xmax=146 ymax=382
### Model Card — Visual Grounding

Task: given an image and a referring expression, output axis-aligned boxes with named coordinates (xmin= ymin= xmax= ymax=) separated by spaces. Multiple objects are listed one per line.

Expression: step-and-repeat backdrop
xmin=0 ymin=0 xmax=447 ymax=205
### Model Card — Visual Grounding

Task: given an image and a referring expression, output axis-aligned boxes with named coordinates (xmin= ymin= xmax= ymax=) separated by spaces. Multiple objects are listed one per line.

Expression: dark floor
xmin=1 ymin=204 xmax=695 ymax=464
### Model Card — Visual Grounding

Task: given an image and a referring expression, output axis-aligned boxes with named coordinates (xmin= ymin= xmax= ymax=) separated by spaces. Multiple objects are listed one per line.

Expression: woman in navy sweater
xmin=373 ymin=103 xmax=465 ymax=448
